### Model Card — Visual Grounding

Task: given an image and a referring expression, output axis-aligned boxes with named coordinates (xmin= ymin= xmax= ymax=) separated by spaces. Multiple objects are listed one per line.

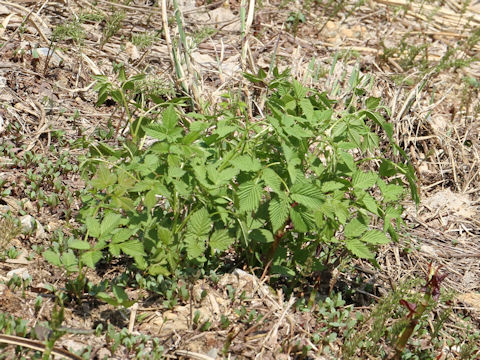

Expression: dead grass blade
xmin=0 ymin=334 xmax=84 ymax=360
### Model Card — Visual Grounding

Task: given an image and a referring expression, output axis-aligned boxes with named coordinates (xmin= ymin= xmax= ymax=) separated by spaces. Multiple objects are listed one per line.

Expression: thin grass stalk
xmin=240 ymin=0 xmax=256 ymax=120
xmin=240 ymin=0 xmax=255 ymax=71
xmin=161 ymin=0 xmax=189 ymax=98
xmin=240 ymin=0 xmax=247 ymax=71
xmin=160 ymin=0 xmax=176 ymax=74
xmin=172 ymin=0 xmax=201 ymax=107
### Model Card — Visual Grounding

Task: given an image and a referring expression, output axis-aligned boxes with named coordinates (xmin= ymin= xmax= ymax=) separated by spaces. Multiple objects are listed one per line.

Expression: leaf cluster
xmin=69 ymin=68 xmax=417 ymax=284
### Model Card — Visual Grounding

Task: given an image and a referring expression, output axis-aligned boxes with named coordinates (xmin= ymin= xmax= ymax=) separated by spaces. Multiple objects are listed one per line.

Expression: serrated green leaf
xmin=185 ymin=235 xmax=206 ymax=259
xmin=85 ymin=217 xmax=100 ymax=238
xmin=109 ymin=243 xmax=121 ymax=256
xmin=382 ymin=184 xmax=404 ymax=202
xmin=214 ymin=121 xmax=236 ymax=137
xmin=238 ymin=181 xmax=263 ymax=213
xmin=119 ymin=240 xmax=145 ymax=257
xmin=43 ymin=250 xmax=61 ymax=266
xmin=249 ymin=229 xmax=274 ymax=244
xmin=91 ymin=164 xmax=116 ymax=189
xmin=331 ymin=121 xmax=347 ymax=138
xmin=282 ymin=143 xmax=300 ymax=164
xmin=363 ymin=131 xmax=379 ymax=150
xmin=231 ymin=155 xmax=262 ymax=172
xmin=268 ymin=194 xmax=290 ymax=232
xmin=80 ymin=250 xmax=103 ymax=268
xmin=365 ymin=96 xmax=380 ymax=110
xmin=144 ymin=189 xmax=157 ymax=210
xmin=216 ymin=167 xmax=239 ymax=184
xmin=187 ymin=208 xmax=211 ymax=236
xmin=262 ymin=168 xmax=283 ymax=193
xmin=162 ymin=105 xmax=178 ymax=129
xmin=317 ymin=109 xmax=333 ymax=122
xmin=271 ymin=264 xmax=296 ymax=277
xmin=143 ymin=124 xmax=167 ymax=141
xmin=292 ymin=79 xmax=307 ymax=99
xmin=148 ymin=264 xmax=170 ymax=276
xmin=338 ymin=151 xmax=355 ymax=173
xmin=168 ymin=166 xmax=185 ymax=179
xmin=299 ymin=98 xmax=314 ymax=122
xmin=289 ymin=165 xmax=304 ymax=185
xmin=149 ymin=141 xmax=169 ymax=154
xmin=68 ymin=239 xmax=91 ymax=250
xmin=110 ymin=89 xmax=123 ymax=104
xmin=291 ymin=193 xmax=324 ymax=209
xmin=321 ymin=181 xmax=346 ymax=193
xmin=319 ymin=198 xmax=349 ymax=224
xmin=96 ymin=292 xmax=118 ymax=306
xmin=157 ymin=226 xmax=172 ymax=245
xmin=360 ymin=193 xmax=379 ymax=215
xmin=344 ymin=218 xmax=368 ymax=238
xmin=100 ymin=213 xmax=122 ymax=236
xmin=114 ymin=171 xmax=136 ymax=196
xmin=291 ymin=182 xmax=324 ymax=208
xmin=209 ymin=229 xmax=234 ymax=251
xmin=379 ymin=159 xmax=398 ymax=177
xmin=284 ymin=123 xmax=314 ymax=138
xmin=93 ymin=142 xmax=120 ymax=157
xmin=352 ymin=171 xmax=378 ymax=190
xmin=207 ymin=164 xmax=238 ymax=186
xmin=345 ymin=239 xmax=374 ymax=259
xmin=384 ymin=206 xmax=404 ymax=233
xmin=112 ymin=284 xmax=129 ymax=303
xmin=360 ymin=110 xmax=393 ymax=139
xmin=111 ymin=195 xmax=135 ymax=211
xmin=360 ymin=230 xmax=389 ymax=244
xmin=290 ymin=207 xmax=308 ymax=232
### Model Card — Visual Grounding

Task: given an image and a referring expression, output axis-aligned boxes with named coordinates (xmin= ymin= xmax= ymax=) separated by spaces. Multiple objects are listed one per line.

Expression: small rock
xmin=62 ymin=339 xmax=86 ymax=354
xmin=420 ymin=244 xmax=437 ymax=257
xmin=95 ymin=347 xmax=112 ymax=360
xmin=35 ymin=220 xmax=47 ymax=240
xmin=20 ymin=215 xmax=35 ymax=233
xmin=125 ymin=42 xmax=140 ymax=61
xmin=0 ymin=205 xmax=10 ymax=214
xmin=22 ymin=200 xmax=35 ymax=213
xmin=206 ymin=348 xmax=219 ymax=358
xmin=32 ymin=48 xmax=63 ymax=66
xmin=46 ymin=221 xmax=60 ymax=232
xmin=6 ymin=267 xmax=30 ymax=280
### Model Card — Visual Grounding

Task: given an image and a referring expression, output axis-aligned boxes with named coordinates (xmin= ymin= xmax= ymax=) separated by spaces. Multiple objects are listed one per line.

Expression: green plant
xmin=286 ymin=11 xmax=306 ymax=37
xmin=0 ymin=143 xmax=78 ymax=219
xmin=0 ymin=312 xmax=28 ymax=337
xmin=52 ymin=20 xmax=85 ymax=46
xmin=78 ymin=67 xmax=417 ymax=292
xmin=7 ymin=273 xmax=32 ymax=298
xmin=104 ymin=324 xmax=164 ymax=359
xmin=41 ymin=295 xmax=66 ymax=360
xmin=392 ymin=264 xmax=447 ymax=359
xmin=96 ymin=283 xmax=135 ymax=308
xmin=341 ymin=267 xmax=456 ymax=360
xmin=101 ymin=11 xmax=125 ymax=48
xmin=131 ymin=31 xmax=161 ymax=50
xmin=0 ymin=217 xmax=21 ymax=254
xmin=6 ymin=246 xmax=19 ymax=259
xmin=91 ymin=64 xmax=155 ymax=143
xmin=43 ymin=232 xmax=87 ymax=303
xmin=43 ymin=19 xmax=85 ymax=75
xmin=78 ymin=10 xmax=105 ymax=23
